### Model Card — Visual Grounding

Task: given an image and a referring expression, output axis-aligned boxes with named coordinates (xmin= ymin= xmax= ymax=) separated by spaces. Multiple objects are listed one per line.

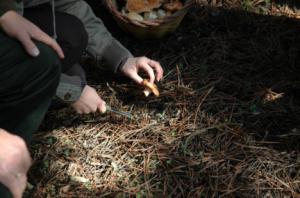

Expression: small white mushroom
xmin=121 ymin=8 xmax=127 ymax=15
xmin=144 ymin=11 xmax=158 ymax=20
xmin=127 ymin=12 xmax=144 ymax=21
xmin=143 ymin=87 xmax=152 ymax=97
xmin=157 ymin=9 xmax=167 ymax=18
xmin=71 ymin=176 xmax=89 ymax=183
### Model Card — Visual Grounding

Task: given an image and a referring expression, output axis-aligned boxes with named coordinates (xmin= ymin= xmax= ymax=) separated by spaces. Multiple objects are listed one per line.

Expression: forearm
xmin=55 ymin=0 xmax=133 ymax=72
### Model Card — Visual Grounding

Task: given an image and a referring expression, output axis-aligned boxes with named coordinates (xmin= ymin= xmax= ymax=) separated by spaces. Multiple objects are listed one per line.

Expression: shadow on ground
xmin=27 ymin=2 xmax=300 ymax=197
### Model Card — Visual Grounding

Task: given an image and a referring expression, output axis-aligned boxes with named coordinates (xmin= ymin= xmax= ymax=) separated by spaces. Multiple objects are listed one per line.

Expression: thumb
xmin=6 ymin=175 xmax=27 ymax=198
xmin=18 ymin=33 xmax=40 ymax=57
xmin=97 ymin=100 xmax=107 ymax=114
xmin=10 ymin=185 xmax=25 ymax=198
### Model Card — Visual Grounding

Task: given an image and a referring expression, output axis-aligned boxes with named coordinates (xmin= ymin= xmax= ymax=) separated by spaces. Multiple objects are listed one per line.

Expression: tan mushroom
xmin=126 ymin=0 xmax=162 ymax=13
xmin=163 ymin=0 xmax=183 ymax=12
xmin=142 ymin=79 xmax=160 ymax=97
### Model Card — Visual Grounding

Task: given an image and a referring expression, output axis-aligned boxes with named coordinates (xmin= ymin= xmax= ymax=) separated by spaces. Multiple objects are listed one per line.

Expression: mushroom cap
xmin=163 ymin=0 xmax=183 ymax=12
xmin=142 ymin=79 xmax=160 ymax=97
xmin=126 ymin=0 xmax=162 ymax=13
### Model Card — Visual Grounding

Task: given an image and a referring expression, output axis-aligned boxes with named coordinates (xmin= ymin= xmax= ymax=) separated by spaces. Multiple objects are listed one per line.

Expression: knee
xmin=33 ymin=43 xmax=61 ymax=84
xmin=35 ymin=42 xmax=61 ymax=70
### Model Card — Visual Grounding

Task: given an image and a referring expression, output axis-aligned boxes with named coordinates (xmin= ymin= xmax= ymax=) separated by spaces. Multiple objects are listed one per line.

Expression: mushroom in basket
xmin=126 ymin=0 xmax=162 ymax=13
xmin=124 ymin=0 xmax=184 ymax=21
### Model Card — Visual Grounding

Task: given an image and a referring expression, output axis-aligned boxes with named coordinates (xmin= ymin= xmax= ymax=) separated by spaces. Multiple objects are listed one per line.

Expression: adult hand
xmin=0 ymin=129 xmax=32 ymax=198
xmin=0 ymin=11 xmax=64 ymax=58
xmin=120 ymin=57 xmax=164 ymax=84
xmin=71 ymin=85 xmax=106 ymax=114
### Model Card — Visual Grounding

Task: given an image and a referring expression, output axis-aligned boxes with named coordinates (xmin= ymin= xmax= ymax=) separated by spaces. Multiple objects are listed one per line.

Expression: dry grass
xmin=26 ymin=1 xmax=300 ymax=197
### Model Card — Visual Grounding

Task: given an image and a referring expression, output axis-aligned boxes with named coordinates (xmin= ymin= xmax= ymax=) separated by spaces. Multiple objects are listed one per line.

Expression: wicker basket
xmin=104 ymin=0 xmax=195 ymax=39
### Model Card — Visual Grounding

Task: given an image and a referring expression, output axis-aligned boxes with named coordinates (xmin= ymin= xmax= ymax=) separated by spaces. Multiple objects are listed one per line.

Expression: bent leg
xmin=0 ymin=31 xmax=61 ymax=141
xmin=24 ymin=6 xmax=89 ymax=106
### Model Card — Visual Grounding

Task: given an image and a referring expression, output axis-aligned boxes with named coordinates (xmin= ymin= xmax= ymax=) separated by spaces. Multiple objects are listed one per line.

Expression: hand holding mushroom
xmin=120 ymin=57 xmax=163 ymax=96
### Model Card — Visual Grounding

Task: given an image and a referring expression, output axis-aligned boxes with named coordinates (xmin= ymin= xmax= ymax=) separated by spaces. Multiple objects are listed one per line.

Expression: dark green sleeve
xmin=0 ymin=0 xmax=17 ymax=17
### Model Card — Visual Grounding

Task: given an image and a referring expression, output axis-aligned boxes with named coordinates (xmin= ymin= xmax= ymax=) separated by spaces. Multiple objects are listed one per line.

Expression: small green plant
xmin=63 ymin=148 xmax=70 ymax=157
xmin=43 ymin=160 xmax=49 ymax=170
xmin=171 ymin=130 xmax=176 ymax=137
xmin=264 ymin=0 xmax=271 ymax=5
xmin=46 ymin=136 xmax=57 ymax=145
xmin=136 ymin=192 xmax=142 ymax=198
xmin=242 ymin=0 xmax=253 ymax=11
xmin=166 ymin=159 xmax=172 ymax=165
xmin=84 ymin=181 xmax=92 ymax=190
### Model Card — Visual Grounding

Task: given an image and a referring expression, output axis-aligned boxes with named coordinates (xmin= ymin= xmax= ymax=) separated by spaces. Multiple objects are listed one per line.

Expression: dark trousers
xmin=0 ymin=7 xmax=87 ymax=197
xmin=0 ymin=32 xmax=61 ymax=198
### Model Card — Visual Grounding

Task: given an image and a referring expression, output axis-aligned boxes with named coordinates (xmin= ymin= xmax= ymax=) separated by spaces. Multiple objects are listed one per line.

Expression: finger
xmin=19 ymin=147 xmax=32 ymax=172
xmin=79 ymin=105 xmax=91 ymax=114
xmin=127 ymin=72 xmax=144 ymax=84
xmin=83 ymin=109 xmax=91 ymax=114
xmin=138 ymin=62 xmax=155 ymax=83
xmin=17 ymin=33 xmax=40 ymax=57
xmin=76 ymin=110 xmax=83 ymax=115
xmin=73 ymin=106 xmax=83 ymax=114
xmin=91 ymin=105 xmax=98 ymax=113
xmin=97 ymin=100 xmax=106 ymax=114
xmin=7 ymin=175 xmax=27 ymax=198
xmin=13 ymin=135 xmax=32 ymax=171
xmin=32 ymin=30 xmax=64 ymax=59
xmin=88 ymin=103 xmax=98 ymax=113
xmin=23 ymin=149 xmax=32 ymax=171
xmin=148 ymin=60 xmax=164 ymax=81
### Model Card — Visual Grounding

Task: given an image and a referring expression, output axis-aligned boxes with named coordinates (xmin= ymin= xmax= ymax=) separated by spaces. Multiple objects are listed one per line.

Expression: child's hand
xmin=0 ymin=129 xmax=32 ymax=198
xmin=120 ymin=57 xmax=164 ymax=84
xmin=71 ymin=85 xmax=106 ymax=114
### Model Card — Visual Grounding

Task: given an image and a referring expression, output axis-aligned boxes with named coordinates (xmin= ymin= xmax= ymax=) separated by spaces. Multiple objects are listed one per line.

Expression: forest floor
xmin=26 ymin=0 xmax=300 ymax=197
